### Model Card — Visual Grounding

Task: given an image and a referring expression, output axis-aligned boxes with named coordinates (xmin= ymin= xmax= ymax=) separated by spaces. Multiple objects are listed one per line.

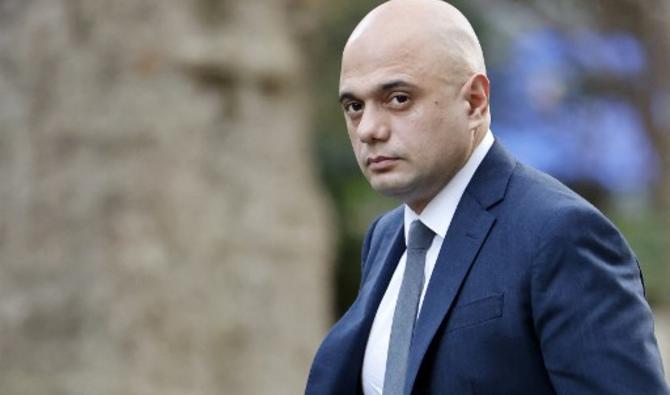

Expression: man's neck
xmin=403 ymin=129 xmax=495 ymax=238
xmin=407 ymin=127 xmax=491 ymax=215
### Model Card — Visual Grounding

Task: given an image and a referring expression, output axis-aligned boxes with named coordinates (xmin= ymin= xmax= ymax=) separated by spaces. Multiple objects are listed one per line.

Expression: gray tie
xmin=383 ymin=220 xmax=435 ymax=395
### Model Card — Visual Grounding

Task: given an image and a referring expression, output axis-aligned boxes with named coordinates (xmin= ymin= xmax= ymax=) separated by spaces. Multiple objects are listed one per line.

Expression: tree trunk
xmin=0 ymin=1 xmax=333 ymax=394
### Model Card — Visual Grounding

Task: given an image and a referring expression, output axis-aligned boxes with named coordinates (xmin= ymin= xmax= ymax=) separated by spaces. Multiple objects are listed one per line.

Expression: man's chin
xmin=369 ymin=176 xmax=438 ymax=212
xmin=369 ymin=180 xmax=415 ymax=200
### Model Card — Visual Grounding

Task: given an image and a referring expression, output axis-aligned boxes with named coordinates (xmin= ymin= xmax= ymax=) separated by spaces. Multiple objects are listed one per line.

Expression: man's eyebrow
xmin=339 ymin=80 xmax=416 ymax=104
xmin=339 ymin=92 xmax=357 ymax=104
xmin=380 ymin=80 xmax=415 ymax=91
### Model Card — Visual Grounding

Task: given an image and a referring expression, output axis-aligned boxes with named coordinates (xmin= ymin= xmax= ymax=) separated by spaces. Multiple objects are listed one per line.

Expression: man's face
xmin=339 ymin=35 xmax=474 ymax=212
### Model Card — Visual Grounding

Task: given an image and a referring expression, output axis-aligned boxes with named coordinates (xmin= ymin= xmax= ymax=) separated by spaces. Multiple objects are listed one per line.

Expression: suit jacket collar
xmin=465 ymin=141 xmax=516 ymax=210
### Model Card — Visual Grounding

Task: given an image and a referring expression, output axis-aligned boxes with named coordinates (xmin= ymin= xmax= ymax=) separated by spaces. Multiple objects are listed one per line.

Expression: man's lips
xmin=366 ymin=156 xmax=399 ymax=170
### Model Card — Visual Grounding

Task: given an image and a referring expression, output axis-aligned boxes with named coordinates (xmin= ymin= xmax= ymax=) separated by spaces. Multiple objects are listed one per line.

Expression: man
xmin=306 ymin=0 xmax=669 ymax=394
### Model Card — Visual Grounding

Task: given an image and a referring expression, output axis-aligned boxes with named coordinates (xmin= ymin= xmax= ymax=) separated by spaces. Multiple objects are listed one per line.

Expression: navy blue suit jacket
xmin=306 ymin=142 xmax=669 ymax=394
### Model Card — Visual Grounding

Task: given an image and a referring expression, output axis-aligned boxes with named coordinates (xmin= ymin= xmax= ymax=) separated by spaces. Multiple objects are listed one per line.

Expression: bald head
xmin=343 ymin=0 xmax=486 ymax=82
xmin=338 ymin=0 xmax=492 ymax=211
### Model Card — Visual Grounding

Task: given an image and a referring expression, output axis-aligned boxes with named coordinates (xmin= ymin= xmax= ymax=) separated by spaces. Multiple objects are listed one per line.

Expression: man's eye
xmin=393 ymin=95 xmax=408 ymax=103
xmin=389 ymin=94 xmax=410 ymax=107
xmin=344 ymin=102 xmax=363 ymax=113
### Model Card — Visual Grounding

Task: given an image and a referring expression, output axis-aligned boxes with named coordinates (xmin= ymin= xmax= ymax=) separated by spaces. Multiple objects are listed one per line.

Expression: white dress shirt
xmin=361 ymin=130 xmax=495 ymax=395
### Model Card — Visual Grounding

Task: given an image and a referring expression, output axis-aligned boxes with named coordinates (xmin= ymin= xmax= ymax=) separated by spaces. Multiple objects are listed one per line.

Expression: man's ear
xmin=464 ymin=73 xmax=490 ymax=130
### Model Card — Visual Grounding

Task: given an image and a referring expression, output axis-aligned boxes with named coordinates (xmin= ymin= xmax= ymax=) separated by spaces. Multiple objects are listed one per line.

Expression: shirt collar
xmin=404 ymin=129 xmax=495 ymax=241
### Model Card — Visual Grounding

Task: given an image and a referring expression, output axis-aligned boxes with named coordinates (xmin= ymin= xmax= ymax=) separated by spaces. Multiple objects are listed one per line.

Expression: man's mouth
xmin=367 ymin=156 xmax=399 ymax=170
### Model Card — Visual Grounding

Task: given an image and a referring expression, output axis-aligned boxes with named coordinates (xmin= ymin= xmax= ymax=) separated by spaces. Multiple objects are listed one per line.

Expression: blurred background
xmin=0 ymin=0 xmax=667 ymax=394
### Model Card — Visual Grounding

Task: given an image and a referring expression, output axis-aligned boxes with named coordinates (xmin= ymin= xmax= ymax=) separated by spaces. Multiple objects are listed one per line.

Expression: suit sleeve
xmin=530 ymin=204 xmax=669 ymax=394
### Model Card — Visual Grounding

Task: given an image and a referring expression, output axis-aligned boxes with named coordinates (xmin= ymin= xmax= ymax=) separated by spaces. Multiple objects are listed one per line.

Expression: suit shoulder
xmin=363 ymin=206 xmax=403 ymax=252
xmin=508 ymin=163 xmax=603 ymax=217
xmin=505 ymin=163 xmax=627 ymax=249
xmin=361 ymin=205 xmax=403 ymax=248
xmin=375 ymin=205 xmax=404 ymax=231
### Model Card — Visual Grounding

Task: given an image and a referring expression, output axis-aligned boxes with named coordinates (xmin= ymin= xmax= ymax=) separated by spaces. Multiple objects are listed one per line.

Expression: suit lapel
xmin=404 ymin=142 xmax=516 ymax=394
xmin=360 ymin=220 xmax=406 ymax=329
xmin=306 ymin=215 xmax=405 ymax=395
xmin=338 ymin=218 xmax=406 ymax=394
xmin=404 ymin=193 xmax=495 ymax=393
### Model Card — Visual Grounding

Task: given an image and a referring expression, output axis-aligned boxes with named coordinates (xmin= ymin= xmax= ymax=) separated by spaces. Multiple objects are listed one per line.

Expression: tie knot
xmin=408 ymin=220 xmax=434 ymax=250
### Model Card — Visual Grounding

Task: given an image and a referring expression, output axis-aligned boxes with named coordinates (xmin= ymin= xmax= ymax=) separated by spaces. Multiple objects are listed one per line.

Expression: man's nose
xmin=356 ymin=106 xmax=390 ymax=143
